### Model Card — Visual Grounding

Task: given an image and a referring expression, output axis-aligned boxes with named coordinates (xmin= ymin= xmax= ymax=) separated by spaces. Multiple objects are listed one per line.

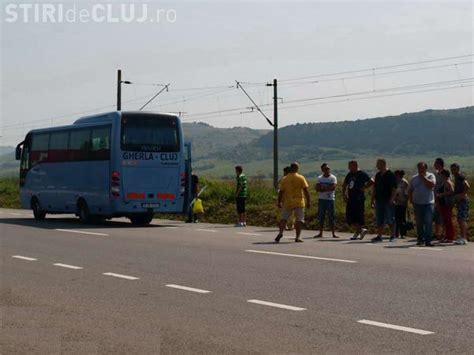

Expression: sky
xmin=1 ymin=0 xmax=473 ymax=146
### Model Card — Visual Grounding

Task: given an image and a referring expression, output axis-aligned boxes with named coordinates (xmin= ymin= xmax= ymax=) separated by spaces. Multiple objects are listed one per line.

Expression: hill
xmin=236 ymin=106 xmax=474 ymax=161
xmin=181 ymin=122 xmax=269 ymax=160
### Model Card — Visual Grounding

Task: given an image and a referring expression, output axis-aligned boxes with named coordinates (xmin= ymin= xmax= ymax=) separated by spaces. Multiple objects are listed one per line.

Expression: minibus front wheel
xmin=77 ymin=199 xmax=91 ymax=223
xmin=31 ymin=197 xmax=46 ymax=220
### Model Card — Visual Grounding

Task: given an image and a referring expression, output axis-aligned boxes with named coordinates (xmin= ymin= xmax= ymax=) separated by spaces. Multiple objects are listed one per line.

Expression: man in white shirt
xmin=408 ymin=162 xmax=436 ymax=247
xmin=314 ymin=163 xmax=339 ymax=238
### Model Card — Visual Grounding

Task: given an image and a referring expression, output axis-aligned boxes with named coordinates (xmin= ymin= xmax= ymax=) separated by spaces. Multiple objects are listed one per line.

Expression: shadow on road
xmin=0 ymin=217 xmax=176 ymax=231
xmin=252 ymin=241 xmax=293 ymax=245
xmin=383 ymin=244 xmax=415 ymax=249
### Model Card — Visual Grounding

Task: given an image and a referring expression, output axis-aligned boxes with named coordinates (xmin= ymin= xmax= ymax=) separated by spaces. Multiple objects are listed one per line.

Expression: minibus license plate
xmin=142 ymin=203 xmax=160 ymax=208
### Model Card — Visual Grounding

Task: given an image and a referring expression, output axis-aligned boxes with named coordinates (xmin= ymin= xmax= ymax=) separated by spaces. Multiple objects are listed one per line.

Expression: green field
xmin=1 ymin=176 xmax=471 ymax=240
xmin=193 ymin=155 xmax=474 ymax=179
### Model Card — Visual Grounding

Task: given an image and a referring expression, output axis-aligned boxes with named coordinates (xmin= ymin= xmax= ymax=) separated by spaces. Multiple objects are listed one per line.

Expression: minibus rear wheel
xmin=31 ymin=197 xmax=46 ymax=220
xmin=129 ymin=213 xmax=154 ymax=226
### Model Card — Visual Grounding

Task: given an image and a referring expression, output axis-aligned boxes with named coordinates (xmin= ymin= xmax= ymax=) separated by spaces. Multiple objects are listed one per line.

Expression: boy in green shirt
xmin=235 ymin=165 xmax=248 ymax=227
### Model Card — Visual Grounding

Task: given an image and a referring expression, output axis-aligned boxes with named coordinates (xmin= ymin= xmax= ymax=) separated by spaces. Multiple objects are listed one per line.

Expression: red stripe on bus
xmin=127 ymin=193 xmax=145 ymax=199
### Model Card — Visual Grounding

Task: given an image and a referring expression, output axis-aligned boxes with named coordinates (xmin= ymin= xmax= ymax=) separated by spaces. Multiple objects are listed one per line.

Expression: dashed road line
xmin=357 ymin=319 xmax=434 ymax=335
xmin=245 ymin=250 xmax=357 ymax=263
xmin=55 ymin=229 xmax=109 ymax=236
xmin=166 ymin=284 xmax=212 ymax=294
xmin=195 ymin=229 xmax=217 ymax=233
xmin=53 ymin=263 xmax=83 ymax=270
xmin=12 ymin=255 xmax=37 ymax=261
xmin=247 ymin=299 xmax=306 ymax=311
xmin=237 ymin=232 xmax=262 ymax=236
xmin=103 ymin=272 xmax=139 ymax=280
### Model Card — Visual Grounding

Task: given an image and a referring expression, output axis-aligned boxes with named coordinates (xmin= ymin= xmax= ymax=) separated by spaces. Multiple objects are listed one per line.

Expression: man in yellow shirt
xmin=276 ymin=162 xmax=311 ymax=243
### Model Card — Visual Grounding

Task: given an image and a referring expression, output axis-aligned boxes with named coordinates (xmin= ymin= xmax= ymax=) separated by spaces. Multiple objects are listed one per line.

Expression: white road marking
xmin=55 ymin=229 xmax=108 ymax=236
xmin=195 ymin=229 xmax=217 ymax=233
xmin=245 ymin=250 xmax=357 ymax=263
xmin=53 ymin=263 xmax=83 ymax=270
xmin=357 ymin=319 xmax=434 ymax=335
xmin=9 ymin=212 xmax=23 ymax=216
xmin=247 ymin=299 xmax=306 ymax=311
xmin=102 ymin=272 xmax=139 ymax=280
xmin=12 ymin=255 xmax=37 ymax=261
xmin=237 ymin=232 xmax=262 ymax=236
xmin=166 ymin=284 xmax=211 ymax=294
xmin=409 ymin=247 xmax=443 ymax=251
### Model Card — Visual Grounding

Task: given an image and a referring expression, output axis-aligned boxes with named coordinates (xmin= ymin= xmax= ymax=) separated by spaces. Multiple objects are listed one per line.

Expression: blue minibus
xmin=16 ymin=111 xmax=192 ymax=225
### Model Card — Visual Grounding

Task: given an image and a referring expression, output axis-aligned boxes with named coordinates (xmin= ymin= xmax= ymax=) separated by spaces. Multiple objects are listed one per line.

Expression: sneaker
xmin=242 ymin=222 xmax=247 ymax=227
xmin=359 ymin=229 xmax=368 ymax=240
xmin=439 ymin=238 xmax=453 ymax=244
xmin=275 ymin=233 xmax=283 ymax=243
xmin=295 ymin=238 xmax=304 ymax=243
xmin=454 ymin=238 xmax=467 ymax=245
xmin=350 ymin=233 xmax=359 ymax=240
xmin=371 ymin=235 xmax=383 ymax=243
xmin=389 ymin=236 xmax=396 ymax=242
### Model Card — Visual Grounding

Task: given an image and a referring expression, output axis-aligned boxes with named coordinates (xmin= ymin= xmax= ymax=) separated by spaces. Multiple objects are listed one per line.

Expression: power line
xmin=278 ymin=61 xmax=474 ymax=87
xmin=279 ymin=54 xmax=474 ymax=83
xmin=183 ymin=77 xmax=473 ymax=119
xmin=147 ymin=87 xmax=236 ymax=110
xmin=180 ymin=83 xmax=473 ymax=123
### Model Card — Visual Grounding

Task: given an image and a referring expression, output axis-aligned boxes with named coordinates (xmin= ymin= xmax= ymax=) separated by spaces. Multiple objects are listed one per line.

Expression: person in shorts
xmin=314 ymin=163 xmax=339 ymax=239
xmin=450 ymin=163 xmax=470 ymax=245
xmin=371 ymin=159 xmax=397 ymax=243
xmin=235 ymin=165 xmax=248 ymax=227
xmin=275 ymin=162 xmax=311 ymax=243
xmin=343 ymin=160 xmax=374 ymax=240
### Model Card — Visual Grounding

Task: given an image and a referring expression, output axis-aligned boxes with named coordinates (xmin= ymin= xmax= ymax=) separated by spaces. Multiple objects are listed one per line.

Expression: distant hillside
xmin=250 ymin=107 xmax=474 ymax=161
xmin=182 ymin=122 xmax=269 ymax=159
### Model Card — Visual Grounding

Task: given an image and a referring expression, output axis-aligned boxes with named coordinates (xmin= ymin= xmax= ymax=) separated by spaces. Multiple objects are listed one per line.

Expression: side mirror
xmin=15 ymin=143 xmax=23 ymax=160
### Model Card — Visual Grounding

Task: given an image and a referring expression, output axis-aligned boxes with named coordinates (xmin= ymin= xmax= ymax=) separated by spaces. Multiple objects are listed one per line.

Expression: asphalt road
xmin=1 ymin=207 xmax=473 ymax=354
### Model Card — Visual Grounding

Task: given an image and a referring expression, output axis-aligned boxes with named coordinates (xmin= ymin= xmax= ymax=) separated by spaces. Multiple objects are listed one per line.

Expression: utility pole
xmin=117 ymin=69 xmax=122 ymax=111
xmin=116 ymin=69 xmax=132 ymax=111
xmin=271 ymin=79 xmax=278 ymax=190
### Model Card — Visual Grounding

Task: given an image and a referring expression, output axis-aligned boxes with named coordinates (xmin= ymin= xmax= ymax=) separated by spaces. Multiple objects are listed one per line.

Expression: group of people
xmin=234 ymin=159 xmax=470 ymax=246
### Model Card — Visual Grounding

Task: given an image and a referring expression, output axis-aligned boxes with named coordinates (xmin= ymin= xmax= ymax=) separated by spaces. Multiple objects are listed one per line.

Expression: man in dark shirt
xmin=343 ymin=160 xmax=374 ymax=240
xmin=450 ymin=163 xmax=470 ymax=245
xmin=371 ymin=159 xmax=397 ymax=243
